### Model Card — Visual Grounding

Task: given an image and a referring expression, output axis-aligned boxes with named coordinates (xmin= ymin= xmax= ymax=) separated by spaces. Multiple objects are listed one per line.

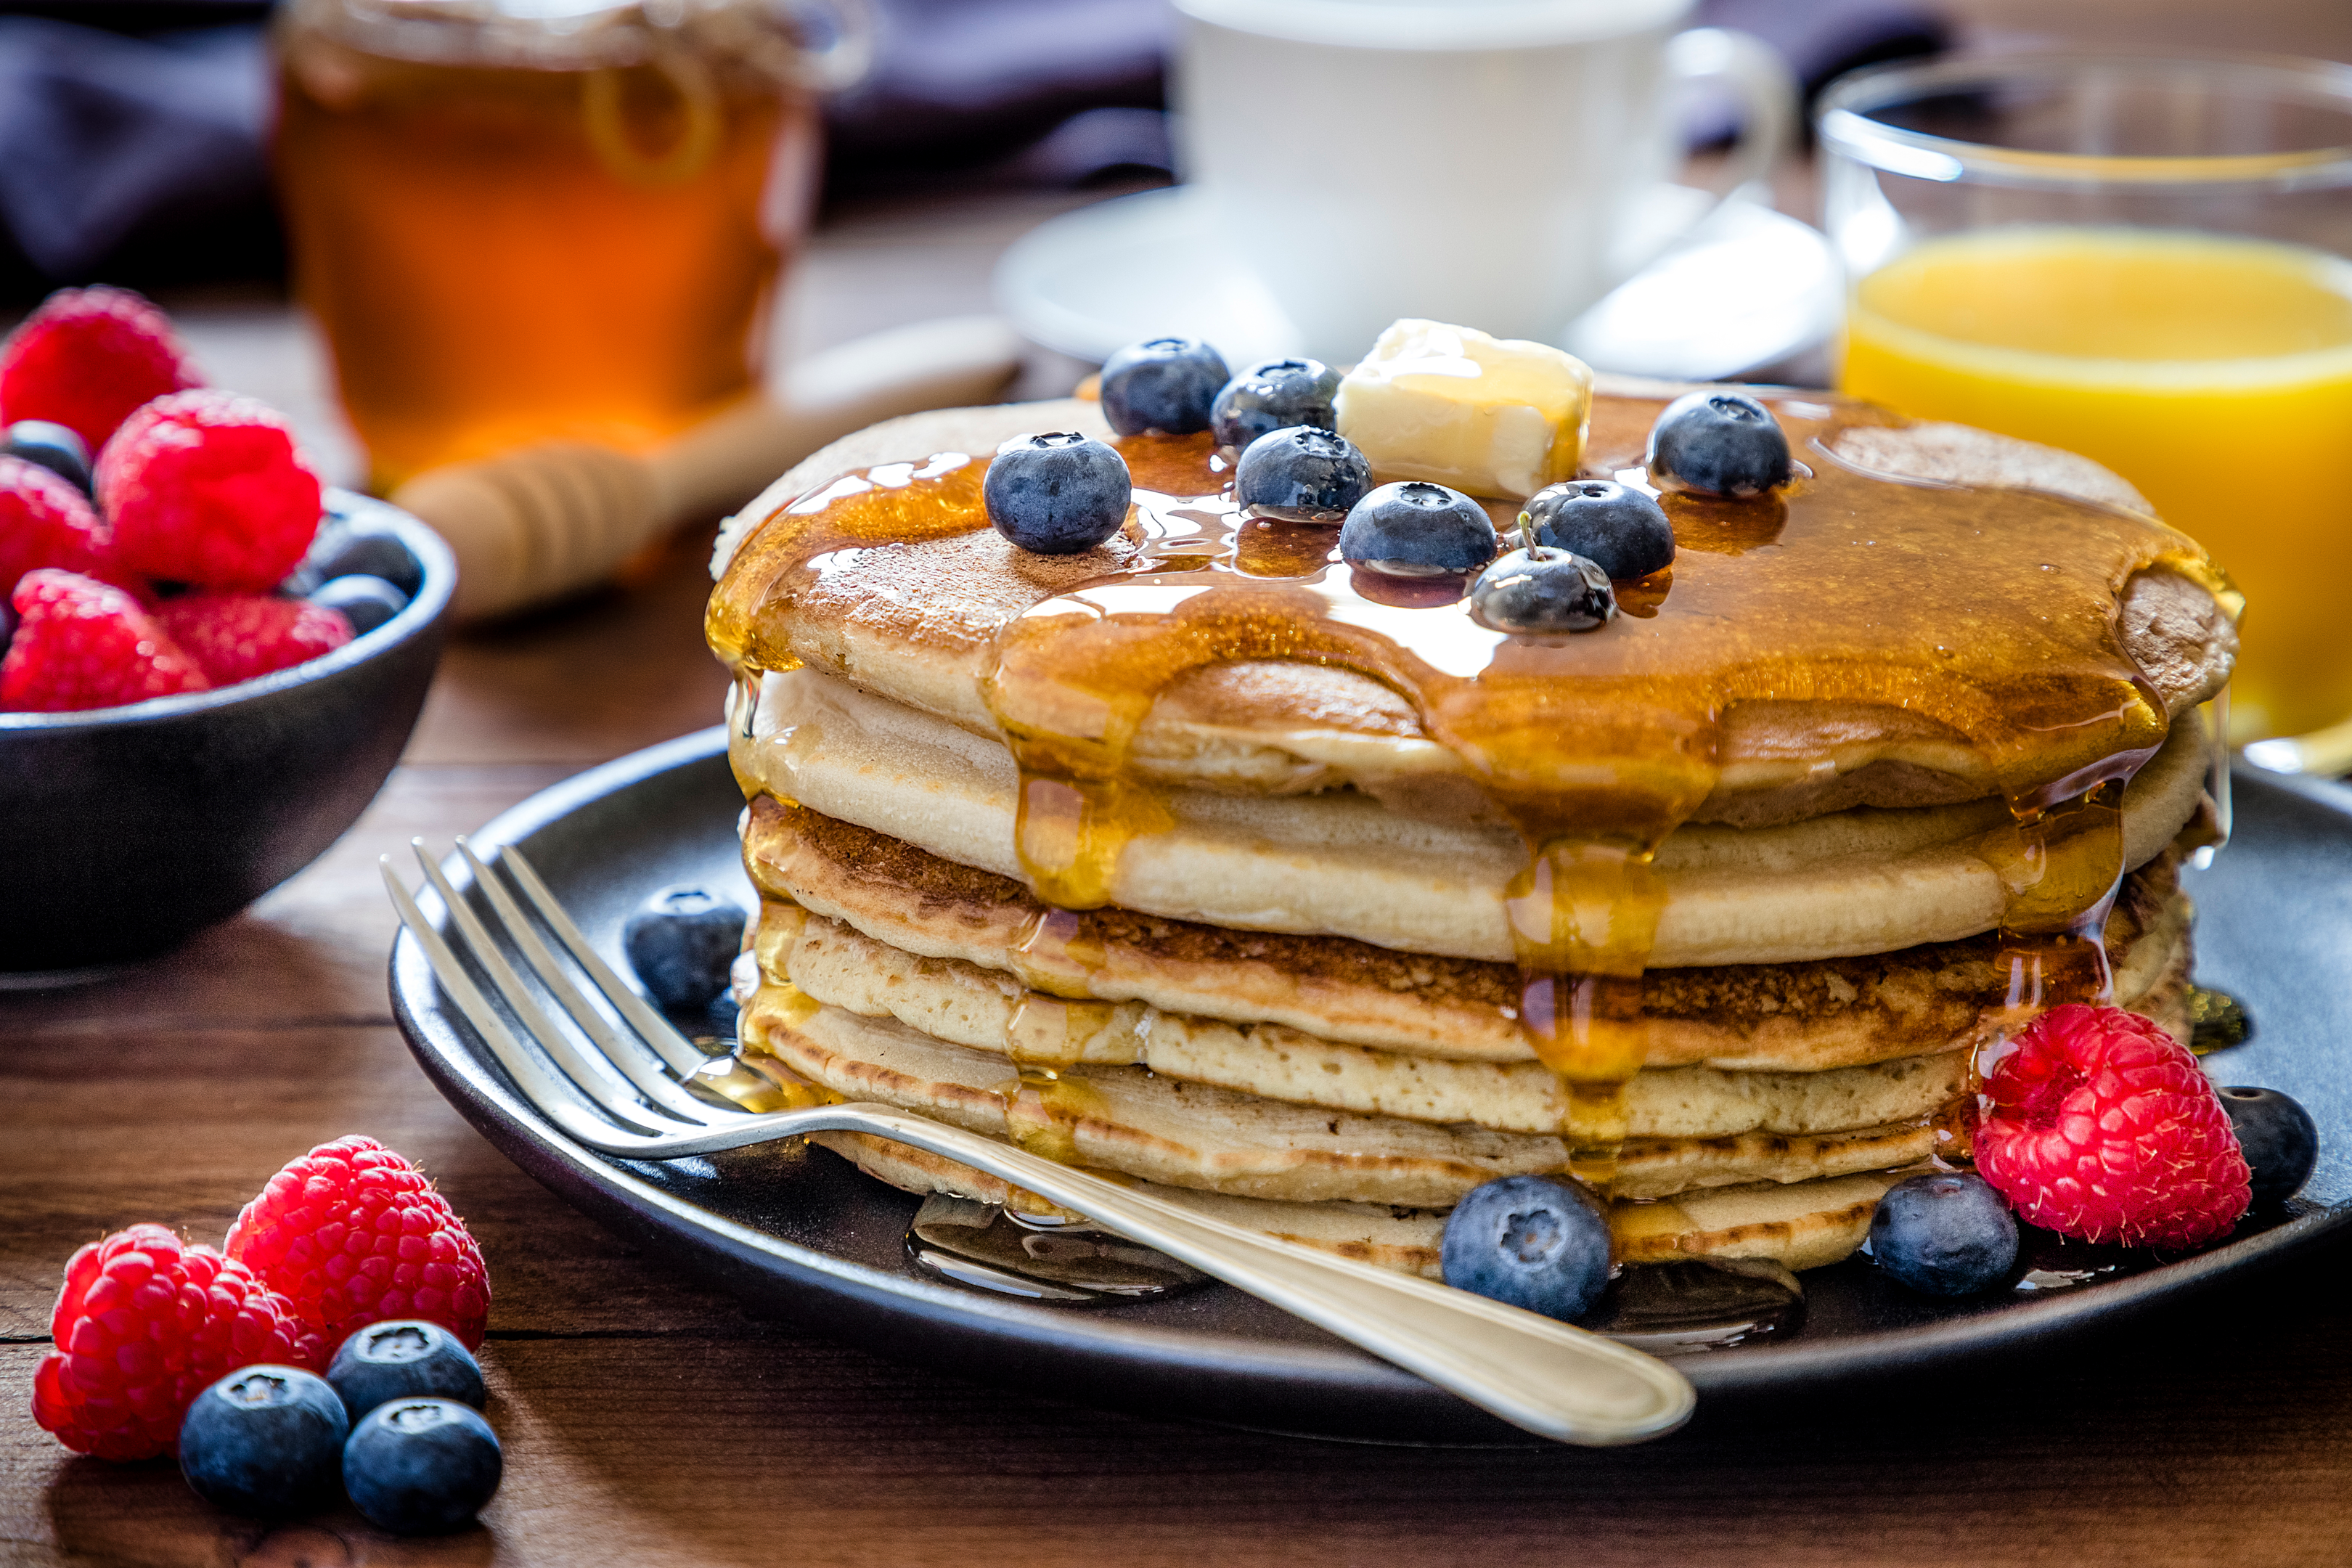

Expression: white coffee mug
xmin=1170 ymin=0 xmax=1795 ymax=364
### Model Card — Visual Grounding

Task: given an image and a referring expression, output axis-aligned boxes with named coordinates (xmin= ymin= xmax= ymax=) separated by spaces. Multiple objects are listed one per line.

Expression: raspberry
xmin=95 ymin=390 xmax=322 ymax=592
xmin=1 ymin=569 xmax=208 ymax=711
xmin=226 ymin=1137 xmax=490 ymax=1352
xmin=156 ymin=594 xmax=353 ymax=687
xmin=30 ymin=1224 xmax=322 ymax=1461
xmin=0 ymin=455 xmax=110 ymax=587
xmin=0 ymin=286 xmax=201 ymax=453
xmin=1976 ymin=1003 xmax=2252 ymax=1249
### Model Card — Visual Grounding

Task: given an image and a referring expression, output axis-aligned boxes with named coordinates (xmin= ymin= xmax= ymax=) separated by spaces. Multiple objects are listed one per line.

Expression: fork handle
xmin=637 ymin=1101 xmax=1694 ymax=1446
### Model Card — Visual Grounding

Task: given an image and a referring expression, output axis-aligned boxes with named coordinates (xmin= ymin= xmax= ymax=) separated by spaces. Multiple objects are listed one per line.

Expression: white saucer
xmin=993 ymin=184 xmax=1842 ymax=383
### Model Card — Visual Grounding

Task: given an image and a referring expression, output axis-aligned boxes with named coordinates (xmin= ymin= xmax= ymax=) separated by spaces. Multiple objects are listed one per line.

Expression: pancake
xmin=709 ymin=388 xmax=2237 ymax=825
xmin=736 ymin=666 xmax=2213 ymax=969
xmin=709 ymin=376 xmax=2239 ymax=1288
xmin=780 ymin=911 xmax=1969 ymax=1130
xmin=809 ymin=1130 xmax=1902 ymax=1276
xmin=746 ymin=799 xmax=2195 ymax=1069
xmin=769 ymin=901 xmax=2189 ymax=1132
xmin=742 ymin=985 xmax=1935 ymax=1204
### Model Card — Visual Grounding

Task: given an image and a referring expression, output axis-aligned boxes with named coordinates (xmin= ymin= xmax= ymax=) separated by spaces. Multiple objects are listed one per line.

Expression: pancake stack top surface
xmin=703 ymin=332 xmax=2238 ymax=1281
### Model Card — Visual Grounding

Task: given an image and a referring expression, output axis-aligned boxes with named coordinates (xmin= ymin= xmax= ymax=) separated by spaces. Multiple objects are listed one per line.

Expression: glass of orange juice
xmin=274 ymin=0 xmax=871 ymax=492
xmin=1818 ymin=54 xmax=2352 ymax=743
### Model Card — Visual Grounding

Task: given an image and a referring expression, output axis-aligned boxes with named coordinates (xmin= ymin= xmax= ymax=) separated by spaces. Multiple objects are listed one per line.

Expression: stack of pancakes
xmin=714 ymin=386 xmax=2236 ymax=1278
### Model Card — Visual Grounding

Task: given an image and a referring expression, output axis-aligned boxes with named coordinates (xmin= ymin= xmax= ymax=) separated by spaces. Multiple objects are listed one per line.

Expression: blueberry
xmin=983 ymin=433 xmax=1132 ymax=555
xmin=1336 ymin=481 xmax=1496 ymax=578
xmin=623 ymin=885 xmax=748 ymax=1010
xmin=342 ymin=1398 xmax=502 ymax=1536
xmin=1098 ymin=337 xmax=1230 ymax=437
xmin=0 ymin=598 xmax=15 ymax=656
xmin=1646 ymin=390 xmax=1792 ymax=497
xmin=2219 ymin=1086 xmax=2319 ymax=1206
xmin=1522 ymin=479 xmax=1675 ymax=580
xmin=4 ymin=419 xmax=91 ymax=494
xmin=314 ymin=528 xmax=425 ymax=597
xmin=179 ymin=1365 xmax=349 ymax=1517
xmin=1440 ymin=1174 xmax=1612 ymax=1321
xmin=1234 ymin=426 xmax=1371 ymax=523
xmin=704 ymin=990 xmax=742 ymax=1033
xmin=1469 ymin=547 xmax=1616 ymax=634
xmin=310 ymin=573 xmax=409 ymax=636
xmin=327 ymin=1320 xmax=487 ymax=1424
xmin=1868 ymin=1172 xmax=2019 ymax=1297
xmin=1210 ymin=357 xmax=1341 ymax=452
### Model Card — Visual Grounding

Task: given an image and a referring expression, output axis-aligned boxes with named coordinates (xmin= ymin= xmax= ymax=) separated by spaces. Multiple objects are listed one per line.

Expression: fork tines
xmin=383 ymin=838 xmax=732 ymax=1147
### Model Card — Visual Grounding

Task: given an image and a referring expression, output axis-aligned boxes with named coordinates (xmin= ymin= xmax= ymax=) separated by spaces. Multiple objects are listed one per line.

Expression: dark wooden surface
xmin=12 ymin=5 xmax=2352 ymax=1551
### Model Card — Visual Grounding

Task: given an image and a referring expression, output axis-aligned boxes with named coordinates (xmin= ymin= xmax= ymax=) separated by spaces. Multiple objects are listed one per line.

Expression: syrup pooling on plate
xmin=712 ymin=399 xmax=2232 ymax=1196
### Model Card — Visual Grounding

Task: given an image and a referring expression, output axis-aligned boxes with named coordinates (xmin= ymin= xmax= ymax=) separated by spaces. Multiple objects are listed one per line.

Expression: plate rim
xmin=391 ymin=727 xmax=2352 ymax=1431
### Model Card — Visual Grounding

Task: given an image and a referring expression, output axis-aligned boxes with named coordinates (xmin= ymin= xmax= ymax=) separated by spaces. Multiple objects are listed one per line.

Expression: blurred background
xmin=3 ymin=0 xmax=2348 ymax=747
xmin=3 ymin=0 xmax=2341 ymax=492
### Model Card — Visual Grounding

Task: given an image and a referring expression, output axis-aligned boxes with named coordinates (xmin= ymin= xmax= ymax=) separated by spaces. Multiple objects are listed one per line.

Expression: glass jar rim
xmin=1816 ymin=49 xmax=2352 ymax=189
xmin=279 ymin=0 xmax=871 ymax=88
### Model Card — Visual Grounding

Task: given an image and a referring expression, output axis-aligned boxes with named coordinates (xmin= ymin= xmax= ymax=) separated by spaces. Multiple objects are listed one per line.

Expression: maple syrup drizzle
xmin=1005 ymin=993 xmax=1116 ymax=1069
xmin=697 ymin=981 xmax=841 ymax=1114
xmin=732 ymin=666 xmax=761 ymax=739
xmin=1507 ymin=842 xmax=1666 ymax=1185
xmin=1006 ymin=906 xmax=1108 ymax=997
xmin=689 ymin=1045 xmax=837 ymax=1114
xmin=992 ymin=1069 xmax=1110 ymax=1165
xmin=710 ymin=404 xmax=2234 ymax=1196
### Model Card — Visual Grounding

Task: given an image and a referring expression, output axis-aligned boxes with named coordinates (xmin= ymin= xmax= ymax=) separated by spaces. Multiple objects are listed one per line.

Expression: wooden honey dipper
xmin=392 ymin=315 xmax=1026 ymax=621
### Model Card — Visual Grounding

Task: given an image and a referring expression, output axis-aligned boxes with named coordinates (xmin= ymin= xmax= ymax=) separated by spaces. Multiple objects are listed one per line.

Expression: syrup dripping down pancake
xmin=741 ymin=981 xmax=1936 ymax=1206
xmin=736 ymin=675 xmax=2213 ymax=971
xmin=764 ymin=891 xmax=2189 ymax=1132
xmin=744 ymin=799 xmax=2197 ymax=1074
xmin=709 ymin=389 xmax=2235 ymax=828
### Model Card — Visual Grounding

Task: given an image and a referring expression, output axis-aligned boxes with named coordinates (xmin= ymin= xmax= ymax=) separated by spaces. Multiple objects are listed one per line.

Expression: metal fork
xmin=384 ymin=837 xmax=1696 ymax=1447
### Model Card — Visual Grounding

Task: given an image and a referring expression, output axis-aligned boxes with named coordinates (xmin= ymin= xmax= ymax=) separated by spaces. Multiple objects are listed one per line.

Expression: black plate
xmin=391 ymin=729 xmax=2352 ymax=1443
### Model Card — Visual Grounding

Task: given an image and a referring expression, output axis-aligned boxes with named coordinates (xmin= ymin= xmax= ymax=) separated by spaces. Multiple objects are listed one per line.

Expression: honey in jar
xmin=273 ymin=0 xmax=867 ymax=491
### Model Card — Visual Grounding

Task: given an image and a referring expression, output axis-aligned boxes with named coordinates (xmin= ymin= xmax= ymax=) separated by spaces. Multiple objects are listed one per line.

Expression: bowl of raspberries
xmin=0 ymin=287 xmax=453 ymax=980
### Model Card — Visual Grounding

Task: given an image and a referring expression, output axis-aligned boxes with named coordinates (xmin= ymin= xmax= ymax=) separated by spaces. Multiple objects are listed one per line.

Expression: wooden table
xmin=12 ymin=56 xmax=2352 ymax=1559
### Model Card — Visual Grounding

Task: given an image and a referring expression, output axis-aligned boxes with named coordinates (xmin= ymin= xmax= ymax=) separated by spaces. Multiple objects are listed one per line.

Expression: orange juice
xmin=1841 ymin=227 xmax=2352 ymax=739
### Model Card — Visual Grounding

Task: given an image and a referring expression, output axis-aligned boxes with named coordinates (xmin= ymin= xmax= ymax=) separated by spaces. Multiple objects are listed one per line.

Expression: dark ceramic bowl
xmin=0 ymin=491 xmax=453 ymax=982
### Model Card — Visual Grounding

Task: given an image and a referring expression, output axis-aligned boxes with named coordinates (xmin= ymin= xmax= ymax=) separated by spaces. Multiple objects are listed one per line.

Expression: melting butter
xmin=1335 ymin=317 xmax=1593 ymax=499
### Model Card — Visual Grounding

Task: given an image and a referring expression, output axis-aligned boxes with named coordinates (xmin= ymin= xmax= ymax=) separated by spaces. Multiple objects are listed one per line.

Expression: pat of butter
xmin=1334 ymin=319 xmax=1593 ymax=499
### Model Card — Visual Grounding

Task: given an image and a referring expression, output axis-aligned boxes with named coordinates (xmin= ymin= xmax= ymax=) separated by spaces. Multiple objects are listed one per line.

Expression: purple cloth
xmin=1692 ymin=0 xmax=1951 ymax=142
xmin=0 ymin=16 xmax=269 ymax=282
xmin=1702 ymin=0 xmax=1948 ymax=96
xmin=829 ymin=0 xmax=1169 ymax=162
